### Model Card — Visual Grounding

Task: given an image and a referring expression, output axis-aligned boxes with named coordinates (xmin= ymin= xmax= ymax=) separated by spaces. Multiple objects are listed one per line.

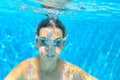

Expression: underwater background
xmin=0 ymin=0 xmax=120 ymax=80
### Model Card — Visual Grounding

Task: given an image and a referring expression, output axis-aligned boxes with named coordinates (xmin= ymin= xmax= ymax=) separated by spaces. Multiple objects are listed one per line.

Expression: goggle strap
xmin=35 ymin=35 xmax=39 ymax=40
xmin=63 ymin=34 xmax=69 ymax=41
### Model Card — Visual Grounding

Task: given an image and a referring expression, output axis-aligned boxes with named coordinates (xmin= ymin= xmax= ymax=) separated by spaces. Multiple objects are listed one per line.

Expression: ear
xmin=62 ymin=35 xmax=68 ymax=48
xmin=35 ymin=38 xmax=40 ymax=48
xmin=61 ymin=41 xmax=66 ymax=49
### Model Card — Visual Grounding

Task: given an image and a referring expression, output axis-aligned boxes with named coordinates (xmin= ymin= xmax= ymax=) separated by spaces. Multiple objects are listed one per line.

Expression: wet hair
xmin=36 ymin=18 xmax=66 ymax=38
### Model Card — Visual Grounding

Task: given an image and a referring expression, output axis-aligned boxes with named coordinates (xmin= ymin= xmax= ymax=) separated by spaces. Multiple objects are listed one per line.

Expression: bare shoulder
xmin=64 ymin=62 xmax=98 ymax=80
xmin=4 ymin=57 xmax=38 ymax=80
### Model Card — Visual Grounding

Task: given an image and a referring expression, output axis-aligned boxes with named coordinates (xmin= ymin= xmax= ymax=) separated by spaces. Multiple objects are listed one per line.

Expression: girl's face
xmin=37 ymin=27 xmax=64 ymax=60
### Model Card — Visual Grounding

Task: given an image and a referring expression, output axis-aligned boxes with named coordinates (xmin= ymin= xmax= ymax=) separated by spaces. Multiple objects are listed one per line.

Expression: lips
xmin=46 ymin=54 xmax=55 ymax=57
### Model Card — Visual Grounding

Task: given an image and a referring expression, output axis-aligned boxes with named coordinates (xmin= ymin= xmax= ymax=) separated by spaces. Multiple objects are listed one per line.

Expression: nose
xmin=45 ymin=41 xmax=55 ymax=57
xmin=47 ymin=41 xmax=55 ymax=52
xmin=46 ymin=46 xmax=55 ymax=57
xmin=45 ymin=32 xmax=56 ymax=49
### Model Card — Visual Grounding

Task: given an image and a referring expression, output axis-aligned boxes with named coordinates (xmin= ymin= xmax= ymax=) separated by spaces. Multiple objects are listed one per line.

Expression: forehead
xmin=39 ymin=27 xmax=63 ymax=38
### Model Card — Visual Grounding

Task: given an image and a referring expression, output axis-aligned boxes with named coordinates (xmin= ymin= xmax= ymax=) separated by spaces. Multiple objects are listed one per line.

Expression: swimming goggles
xmin=36 ymin=35 xmax=67 ymax=48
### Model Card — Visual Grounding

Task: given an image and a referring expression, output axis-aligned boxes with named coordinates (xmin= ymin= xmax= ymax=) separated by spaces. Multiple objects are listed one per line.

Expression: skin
xmin=5 ymin=26 xmax=98 ymax=80
xmin=5 ymin=26 xmax=65 ymax=80
xmin=37 ymin=27 xmax=65 ymax=80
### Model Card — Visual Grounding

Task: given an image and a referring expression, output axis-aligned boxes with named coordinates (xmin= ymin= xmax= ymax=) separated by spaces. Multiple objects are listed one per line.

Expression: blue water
xmin=0 ymin=0 xmax=120 ymax=80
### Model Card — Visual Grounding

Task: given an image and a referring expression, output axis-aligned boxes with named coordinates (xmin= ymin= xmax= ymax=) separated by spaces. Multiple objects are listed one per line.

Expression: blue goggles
xmin=37 ymin=37 xmax=66 ymax=48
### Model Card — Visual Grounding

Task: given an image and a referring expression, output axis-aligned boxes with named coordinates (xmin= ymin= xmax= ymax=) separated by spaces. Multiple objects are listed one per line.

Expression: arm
xmin=4 ymin=60 xmax=28 ymax=80
xmin=64 ymin=62 xmax=98 ymax=80
xmin=77 ymin=68 xmax=98 ymax=80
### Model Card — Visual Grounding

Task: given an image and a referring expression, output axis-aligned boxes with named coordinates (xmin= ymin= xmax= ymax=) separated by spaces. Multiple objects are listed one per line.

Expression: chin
xmin=41 ymin=55 xmax=59 ymax=60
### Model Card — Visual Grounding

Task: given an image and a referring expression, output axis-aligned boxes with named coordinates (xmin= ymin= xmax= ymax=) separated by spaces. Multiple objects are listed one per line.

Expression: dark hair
xmin=36 ymin=18 xmax=66 ymax=38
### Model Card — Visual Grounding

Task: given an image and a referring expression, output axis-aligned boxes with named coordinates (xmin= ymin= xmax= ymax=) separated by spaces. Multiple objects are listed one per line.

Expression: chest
xmin=25 ymin=73 xmax=61 ymax=80
xmin=40 ymin=71 xmax=62 ymax=80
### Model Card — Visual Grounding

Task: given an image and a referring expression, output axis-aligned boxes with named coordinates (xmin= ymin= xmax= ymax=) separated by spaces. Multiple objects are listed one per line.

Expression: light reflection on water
xmin=0 ymin=0 xmax=120 ymax=80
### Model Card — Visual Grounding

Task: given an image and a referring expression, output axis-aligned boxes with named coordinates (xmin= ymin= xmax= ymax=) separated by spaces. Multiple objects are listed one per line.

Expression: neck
xmin=39 ymin=57 xmax=59 ymax=73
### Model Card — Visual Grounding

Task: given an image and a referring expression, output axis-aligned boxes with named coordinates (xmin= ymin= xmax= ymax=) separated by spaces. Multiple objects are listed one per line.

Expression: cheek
xmin=39 ymin=46 xmax=47 ymax=55
xmin=55 ymin=47 xmax=61 ymax=55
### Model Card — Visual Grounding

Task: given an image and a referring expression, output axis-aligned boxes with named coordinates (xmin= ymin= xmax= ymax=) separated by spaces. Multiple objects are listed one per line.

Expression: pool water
xmin=0 ymin=0 xmax=120 ymax=80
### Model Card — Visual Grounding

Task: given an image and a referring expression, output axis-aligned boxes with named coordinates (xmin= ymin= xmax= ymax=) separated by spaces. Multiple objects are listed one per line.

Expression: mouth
xmin=46 ymin=55 xmax=55 ymax=58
